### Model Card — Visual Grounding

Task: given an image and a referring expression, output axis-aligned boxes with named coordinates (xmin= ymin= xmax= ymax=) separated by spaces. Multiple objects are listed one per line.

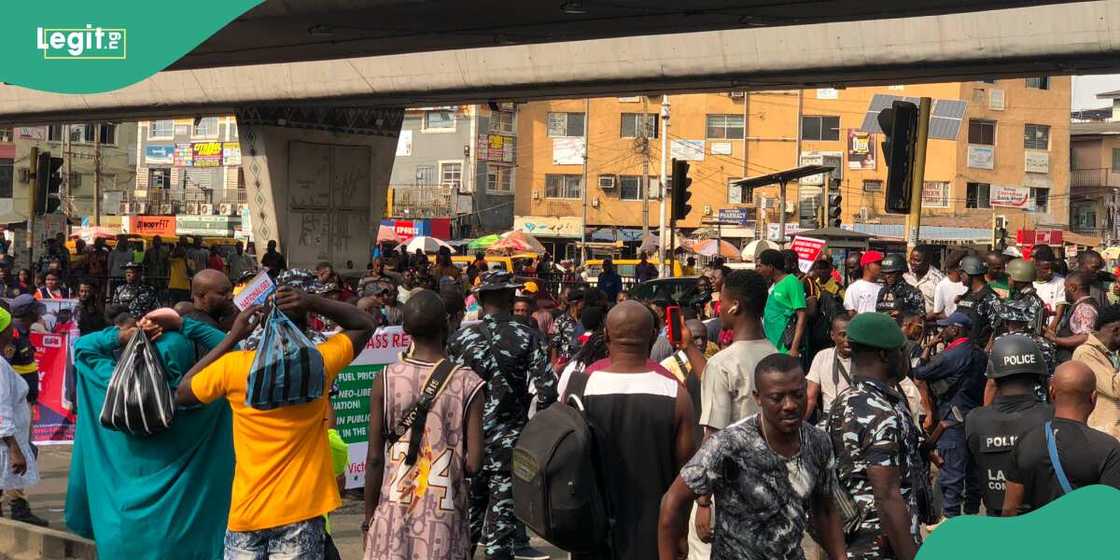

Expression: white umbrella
xmin=405 ymin=236 xmax=454 ymax=254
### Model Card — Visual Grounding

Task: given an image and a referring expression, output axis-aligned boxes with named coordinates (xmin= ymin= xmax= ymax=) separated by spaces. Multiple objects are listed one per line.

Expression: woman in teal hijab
xmin=66 ymin=313 xmax=233 ymax=559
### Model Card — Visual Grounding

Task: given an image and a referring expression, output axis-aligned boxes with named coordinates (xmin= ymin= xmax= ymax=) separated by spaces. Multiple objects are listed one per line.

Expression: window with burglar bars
xmin=966 ymin=182 xmax=991 ymax=208
xmin=620 ymin=113 xmax=658 ymax=138
xmin=619 ymin=176 xmax=643 ymax=200
xmin=800 ymin=115 xmax=841 ymax=141
xmin=1024 ymin=124 xmax=1050 ymax=150
xmin=440 ymin=162 xmax=463 ymax=190
xmin=149 ymin=120 xmax=174 ymax=139
xmin=545 ymin=174 xmax=583 ymax=199
xmin=548 ymin=112 xmax=586 ymax=137
xmin=705 ymin=115 xmax=744 ymax=139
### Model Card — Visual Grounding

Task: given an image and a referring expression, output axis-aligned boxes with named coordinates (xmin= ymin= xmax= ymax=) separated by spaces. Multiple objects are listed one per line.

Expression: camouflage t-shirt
xmin=681 ymin=414 xmax=837 ymax=560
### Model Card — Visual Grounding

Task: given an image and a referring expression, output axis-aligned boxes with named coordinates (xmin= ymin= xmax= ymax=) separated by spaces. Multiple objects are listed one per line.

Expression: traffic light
xmin=34 ymin=152 xmax=65 ymax=215
xmin=671 ymin=159 xmax=692 ymax=222
xmin=995 ymin=223 xmax=1009 ymax=250
xmin=827 ymin=178 xmax=842 ymax=228
xmin=878 ymin=100 xmax=919 ymax=214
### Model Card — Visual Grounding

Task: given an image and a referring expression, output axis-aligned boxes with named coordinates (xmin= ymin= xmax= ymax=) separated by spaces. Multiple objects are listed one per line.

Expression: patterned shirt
xmin=827 ymin=377 xmax=926 ymax=549
xmin=549 ymin=311 xmax=580 ymax=364
xmin=447 ymin=312 xmax=557 ymax=437
xmin=682 ymin=414 xmax=837 ymax=560
xmin=111 ymin=282 xmax=159 ymax=318
xmin=904 ymin=266 xmax=945 ymax=314
xmin=957 ymin=285 xmax=1001 ymax=343
xmin=997 ymin=288 xmax=1046 ymax=336
xmin=1069 ymin=296 xmax=1099 ymax=336
xmin=876 ymin=280 xmax=925 ymax=319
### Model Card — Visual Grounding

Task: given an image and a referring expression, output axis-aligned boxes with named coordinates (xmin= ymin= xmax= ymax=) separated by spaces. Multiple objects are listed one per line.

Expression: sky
xmin=1072 ymin=74 xmax=1120 ymax=110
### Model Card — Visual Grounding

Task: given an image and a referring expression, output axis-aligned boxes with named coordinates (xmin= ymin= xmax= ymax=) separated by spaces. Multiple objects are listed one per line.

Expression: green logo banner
xmin=2 ymin=1 xmax=263 ymax=93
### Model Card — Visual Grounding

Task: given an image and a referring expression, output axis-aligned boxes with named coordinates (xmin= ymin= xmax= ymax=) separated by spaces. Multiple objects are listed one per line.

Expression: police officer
xmin=990 ymin=301 xmax=1056 ymax=400
xmin=965 ymin=335 xmax=1053 ymax=516
xmin=446 ymin=271 xmax=557 ymax=560
xmin=877 ymin=254 xmax=925 ymax=323
xmin=1000 ymin=258 xmax=1045 ymax=336
xmin=955 ymin=255 xmax=1000 ymax=345
xmin=913 ymin=311 xmax=987 ymax=519
xmin=111 ymin=262 xmax=159 ymax=318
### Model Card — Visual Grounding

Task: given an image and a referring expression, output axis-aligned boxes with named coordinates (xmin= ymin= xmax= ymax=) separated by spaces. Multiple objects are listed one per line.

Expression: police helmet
xmin=1006 ymin=258 xmax=1036 ymax=283
xmin=880 ymin=254 xmax=907 ymax=273
xmin=988 ymin=334 xmax=1048 ymax=379
xmin=959 ymin=255 xmax=988 ymax=276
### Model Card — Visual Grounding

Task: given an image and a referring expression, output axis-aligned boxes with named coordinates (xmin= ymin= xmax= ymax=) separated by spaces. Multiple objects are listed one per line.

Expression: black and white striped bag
xmin=99 ymin=330 xmax=175 ymax=436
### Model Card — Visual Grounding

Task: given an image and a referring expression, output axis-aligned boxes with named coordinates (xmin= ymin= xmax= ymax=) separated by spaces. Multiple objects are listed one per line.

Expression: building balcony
xmin=1071 ymin=168 xmax=1120 ymax=189
xmin=392 ymin=184 xmax=452 ymax=218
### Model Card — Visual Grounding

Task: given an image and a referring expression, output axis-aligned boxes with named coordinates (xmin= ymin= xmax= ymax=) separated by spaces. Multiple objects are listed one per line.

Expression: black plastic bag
xmin=99 ymin=330 xmax=175 ymax=436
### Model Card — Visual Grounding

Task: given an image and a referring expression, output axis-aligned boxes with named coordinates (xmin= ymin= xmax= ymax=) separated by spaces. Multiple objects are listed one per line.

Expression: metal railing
xmin=393 ymin=184 xmax=452 ymax=218
xmin=1071 ymin=168 xmax=1120 ymax=189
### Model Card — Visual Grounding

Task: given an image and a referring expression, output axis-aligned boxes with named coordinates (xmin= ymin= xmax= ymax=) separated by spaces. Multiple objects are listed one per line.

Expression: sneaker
xmin=9 ymin=498 xmax=49 ymax=528
xmin=514 ymin=546 xmax=551 ymax=560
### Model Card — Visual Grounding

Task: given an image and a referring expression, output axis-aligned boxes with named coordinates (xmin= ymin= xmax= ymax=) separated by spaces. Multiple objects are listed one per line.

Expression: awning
xmin=848 ymin=224 xmax=992 ymax=242
xmin=1063 ymin=231 xmax=1101 ymax=247
xmin=589 ymin=227 xmax=647 ymax=243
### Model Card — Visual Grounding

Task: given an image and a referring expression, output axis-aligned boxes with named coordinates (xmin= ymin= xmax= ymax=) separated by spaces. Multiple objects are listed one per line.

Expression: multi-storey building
xmin=387 ymin=105 xmax=516 ymax=237
xmin=515 ymin=78 xmax=1072 ymax=257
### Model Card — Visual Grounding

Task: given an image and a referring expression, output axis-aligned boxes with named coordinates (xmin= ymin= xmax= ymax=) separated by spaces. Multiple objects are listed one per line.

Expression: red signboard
xmin=790 ymin=236 xmax=827 ymax=273
xmin=128 ymin=215 xmax=177 ymax=237
xmin=429 ymin=218 xmax=451 ymax=240
xmin=1017 ymin=229 xmax=1064 ymax=246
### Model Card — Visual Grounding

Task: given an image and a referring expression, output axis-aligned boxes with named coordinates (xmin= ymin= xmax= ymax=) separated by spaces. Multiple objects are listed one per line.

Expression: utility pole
xmin=658 ymin=95 xmax=670 ymax=276
xmin=640 ymin=97 xmax=650 ymax=239
xmin=905 ymin=97 xmax=932 ymax=252
xmin=94 ymin=122 xmax=102 ymax=226
xmin=580 ymin=98 xmax=590 ymax=264
xmin=780 ymin=91 xmax=804 ymax=248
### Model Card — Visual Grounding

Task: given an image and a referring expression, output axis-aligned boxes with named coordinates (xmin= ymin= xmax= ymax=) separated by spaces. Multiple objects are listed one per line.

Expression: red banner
xmin=1017 ymin=229 xmax=1064 ymax=246
xmin=790 ymin=236 xmax=827 ymax=273
xmin=30 ymin=332 xmax=74 ymax=444
xmin=128 ymin=215 xmax=177 ymax=237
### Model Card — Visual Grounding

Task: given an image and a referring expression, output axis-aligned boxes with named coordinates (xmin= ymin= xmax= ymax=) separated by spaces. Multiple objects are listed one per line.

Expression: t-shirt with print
xmin=1033 ymin=275 xmax=1065 ymax=315
xmin=681 ymin=414 xmax=837 ymax=560
xmin=843 ymin=279 xmax=881 ymax=314
xmin=763 ymin=274 xmax=807 ymax=352
xmin=190 ymin=334 xmax=355 ymax=532
xmin=933 ymin=277 xmax=967 ymax=317
xmin=699 ymin=339 xmax=778 ymax=430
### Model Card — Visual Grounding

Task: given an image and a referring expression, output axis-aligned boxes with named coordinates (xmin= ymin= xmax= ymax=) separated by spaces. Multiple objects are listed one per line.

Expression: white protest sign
xmin=233 ymin=271 xmax=276 ymax=310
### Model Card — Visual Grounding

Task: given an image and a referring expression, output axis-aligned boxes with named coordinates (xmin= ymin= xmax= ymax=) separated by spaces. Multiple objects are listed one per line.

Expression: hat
xmin=847 ymin=312 xmax=905 ymax=349
xmin=959 ymin=255 xmax=988 ymax=276
xmin=860 ymin=250 xmax=884 ymax=267
xmin=123 ymin=262 xmax=144 ymax=270
xmin=275 ymin=268 xmax=328 ymax=295
xmin=988 ymin=334 xmax=1048 ymax=379
xmin=10 ymin=294 xmax=44 ymax=318
xmin=937 ymin=311 xmax=974 ymax=329
xmin=474 ymin=271 xmax=523 ymax=293
xmin=1007 ymin=258 xmax=1036 ymax=283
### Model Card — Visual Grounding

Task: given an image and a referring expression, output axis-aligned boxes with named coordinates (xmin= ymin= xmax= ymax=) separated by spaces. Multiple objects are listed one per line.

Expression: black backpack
xmin=512 ymin=371 xmax=612 ymax=553
xmin=810 ymin=290 xmax=846 ymax=351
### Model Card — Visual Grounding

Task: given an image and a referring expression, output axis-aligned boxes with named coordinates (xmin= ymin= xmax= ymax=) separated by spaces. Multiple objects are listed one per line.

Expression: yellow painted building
xmin=515 ymin=78 xmax=1071 ymax=255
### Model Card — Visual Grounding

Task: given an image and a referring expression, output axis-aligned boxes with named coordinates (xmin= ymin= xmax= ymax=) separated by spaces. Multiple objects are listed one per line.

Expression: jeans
xmin=224 ymin=517 xmax=325 ymax=560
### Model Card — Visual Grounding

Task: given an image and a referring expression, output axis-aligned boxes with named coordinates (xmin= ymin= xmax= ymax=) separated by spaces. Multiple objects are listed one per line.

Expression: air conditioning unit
xmin=219 ymin=203 xmax=234 ymax=216
xmin=200 ymin=203 xmax=214 ymax=215
xmin=728 ymin=91 xmax=745 ymax=99
xmin=186 ymin=202 xmax=200 ymax=214
xmin=18 ymin=168 xmax=31 ymax=184
xmin=598 ymin=175 xmax=616 ymax=190
xmin=859 ymin=207 xmax=870 ymax=222
xmin=135 ymin=202 xmax=148 ymax=214
xmin=159 ymin=203 xmax=173 ymax=215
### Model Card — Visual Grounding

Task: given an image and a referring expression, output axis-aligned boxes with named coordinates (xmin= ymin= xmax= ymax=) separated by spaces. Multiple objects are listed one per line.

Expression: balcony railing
xmin=1071 ymin=168 xmax=1120 ymax=189
xmin=393 ymin=185 xmax=452 ymax=218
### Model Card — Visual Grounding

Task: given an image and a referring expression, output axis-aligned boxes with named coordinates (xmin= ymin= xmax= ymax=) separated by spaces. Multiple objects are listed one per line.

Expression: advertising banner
xmin=991 ymin=185 xmax=1031 ymax=208
xmin=222 ymin=142 xmax=242 ymax=166
xmin=191 ymin=142 xmax=223 ymax=167
xmin=145 ymin=144 xmax=174 ymax=165
xmin=127 ymin=215 xmax=177 ymax=237
xmin=847 ymin=130 xmax=876 ymax=170
xmin=331 ymin=326 xmax=412 ymax=489
xmin=173 ymin=143 xmax=193 ymax=167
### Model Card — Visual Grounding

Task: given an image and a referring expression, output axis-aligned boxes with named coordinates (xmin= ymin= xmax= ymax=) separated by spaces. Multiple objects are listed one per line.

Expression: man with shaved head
xmin=179 ymin=268 xmax=235 ymax=331
xmin=563 ymin=300 xmax=695 ymax=559
xmin=1003 ymin=361 xmax=1120 ymax=514
xmin=363 ymin=289 xmax=483 ymax=559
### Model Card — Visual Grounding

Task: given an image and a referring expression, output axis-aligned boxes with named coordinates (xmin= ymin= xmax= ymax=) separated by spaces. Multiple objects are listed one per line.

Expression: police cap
xmin=988 ymin=334 xmax=1048 ymax=379
xmin=1006 ymin=258 xmax=1036 ymax=283
xmin=847 ymin=312 xmax=906 ymax=350
xmin=959 ymin=255 xmax=988 ymax=276
xmin=880 ymin=254 xmax=907 ymax=273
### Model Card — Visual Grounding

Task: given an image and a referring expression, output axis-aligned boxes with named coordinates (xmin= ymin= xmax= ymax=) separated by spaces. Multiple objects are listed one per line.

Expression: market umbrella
xmin=638 ymin=232 xmax=659 ymax=255
xmin=467 ymin=234 xmax=501 ymax=250
xmin=405 ymin=235 xmax=454 ymax=254
xmin=488 ymin=231 xmax=548 ymax=255
xmin=375 ymin=223 xmax=400 ymax=244
xmin=691 ymin=239 xmax=741 ymax=260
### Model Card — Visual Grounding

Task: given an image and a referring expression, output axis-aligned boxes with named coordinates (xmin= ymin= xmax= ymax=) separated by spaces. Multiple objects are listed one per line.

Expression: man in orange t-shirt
xmin=175 ymin=281 xmax=374 ymax=559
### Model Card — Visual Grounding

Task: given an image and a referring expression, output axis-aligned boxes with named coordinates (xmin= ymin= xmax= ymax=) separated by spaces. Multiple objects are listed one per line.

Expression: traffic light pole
xmin=905 ymin=97 xmax=932 ymax=252
xmin=658 ymin=95 xmax=670 ymax=277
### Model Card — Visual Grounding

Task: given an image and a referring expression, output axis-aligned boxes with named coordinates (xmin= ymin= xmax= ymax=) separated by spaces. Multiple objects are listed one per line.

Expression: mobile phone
xmin=666 ymin=305 xmax=682 ymax=346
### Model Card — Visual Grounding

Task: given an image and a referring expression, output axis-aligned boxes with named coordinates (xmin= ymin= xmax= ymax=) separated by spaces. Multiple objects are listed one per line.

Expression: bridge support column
xmin=236 ymin=106 xmax=403 ymax=270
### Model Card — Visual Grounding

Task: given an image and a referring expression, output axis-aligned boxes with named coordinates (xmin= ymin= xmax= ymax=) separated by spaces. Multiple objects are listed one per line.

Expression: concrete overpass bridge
xmin=2 ymin=0 xmax=1117 ymax=265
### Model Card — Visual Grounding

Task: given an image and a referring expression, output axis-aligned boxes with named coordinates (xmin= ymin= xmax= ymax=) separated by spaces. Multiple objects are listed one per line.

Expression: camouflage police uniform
xmin=992 ymin=300 xmax=1056 ymax=402
xmin=956 ymin=285 xmax=1000 ymax=344
xmin=446 ymin=273 xmax=558 ymax=560
xmin=997 ymin=286 xmax=1046 ymax=336
xmin=550 ymin=311 xmax=579 ymax=363
xmin=111 ymin=280 xmax=159 ymax=318
xmin=876 ymin=280 xmax=926 ymax=320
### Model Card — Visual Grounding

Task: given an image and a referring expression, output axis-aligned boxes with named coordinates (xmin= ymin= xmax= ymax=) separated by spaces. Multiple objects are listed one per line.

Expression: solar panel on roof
xmin=860 ymin=96 xmax=964 ymax=140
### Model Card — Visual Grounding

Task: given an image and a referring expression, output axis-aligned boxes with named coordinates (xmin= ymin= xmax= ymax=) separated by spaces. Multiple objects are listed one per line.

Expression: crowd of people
xmin=0 ymin=233 xmax=1118 ymax=559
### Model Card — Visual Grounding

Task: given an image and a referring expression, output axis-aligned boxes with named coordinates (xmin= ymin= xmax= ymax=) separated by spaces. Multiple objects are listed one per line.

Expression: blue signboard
xmin=145 ymin=144 xmax=174 ymax=165
xmin=718 ymin=208 xmax=749 ymax=225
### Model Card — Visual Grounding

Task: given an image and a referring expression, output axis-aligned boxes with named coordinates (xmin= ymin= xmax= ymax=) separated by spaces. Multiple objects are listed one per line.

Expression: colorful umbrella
xmin=690 ymin=239 xmax=741 ymax=260
xmin=467 ymin=234 xmax=501 ymax=250
xmin=487 ymin=231 xmax=548 ymax=255
xmin=405 ymin=236 xmax=454 ymax=254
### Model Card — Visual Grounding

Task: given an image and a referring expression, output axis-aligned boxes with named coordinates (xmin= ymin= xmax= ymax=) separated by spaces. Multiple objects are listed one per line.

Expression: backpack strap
xmin=387 ymin=359 xmax=457 ymax=466
xmin=832 ymin=352 xmax=851 ymax=388
xmin=1045 ymin=421 xmax=1074 ymax=495
xmin=478 ymin=320 xmax=530 ymax=410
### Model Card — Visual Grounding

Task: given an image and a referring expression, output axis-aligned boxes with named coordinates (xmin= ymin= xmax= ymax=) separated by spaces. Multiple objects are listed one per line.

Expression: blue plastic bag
xmin=245 ymin=304 xmax=326 ymax=410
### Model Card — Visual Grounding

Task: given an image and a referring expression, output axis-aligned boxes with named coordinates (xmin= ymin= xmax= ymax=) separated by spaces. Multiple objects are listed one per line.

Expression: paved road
xmin=27 ymin=445 xmax=564 ymax=559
